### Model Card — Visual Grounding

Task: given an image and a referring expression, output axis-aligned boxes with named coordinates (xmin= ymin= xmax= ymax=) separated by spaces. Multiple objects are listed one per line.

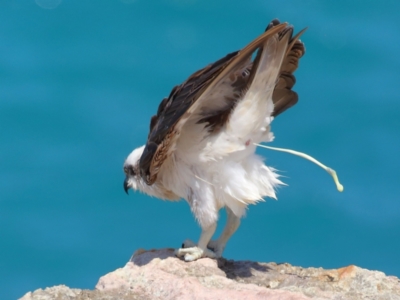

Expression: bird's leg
xmin=175 ymin=222 xmax=217 ymax=261
xmin=207 ymin=207 xmax=240 ymax=258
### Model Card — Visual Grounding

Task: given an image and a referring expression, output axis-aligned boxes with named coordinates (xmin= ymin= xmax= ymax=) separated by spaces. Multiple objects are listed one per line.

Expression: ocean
xmin=1 ymin=0 xmax=399 ymax=298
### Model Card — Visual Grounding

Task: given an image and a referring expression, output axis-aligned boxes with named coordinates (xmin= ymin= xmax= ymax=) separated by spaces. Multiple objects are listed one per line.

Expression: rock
xmin=20 ymin=248 xmax=400 ymax=300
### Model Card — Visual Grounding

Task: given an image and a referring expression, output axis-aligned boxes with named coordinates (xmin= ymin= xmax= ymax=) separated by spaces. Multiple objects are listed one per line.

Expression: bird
xmin=123 ymin=19 xmax=307 ymax=262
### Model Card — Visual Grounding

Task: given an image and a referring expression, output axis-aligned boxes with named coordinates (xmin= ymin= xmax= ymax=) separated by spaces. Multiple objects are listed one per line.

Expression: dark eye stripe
xmin=123 ymin=165 xmax=136 ymax=176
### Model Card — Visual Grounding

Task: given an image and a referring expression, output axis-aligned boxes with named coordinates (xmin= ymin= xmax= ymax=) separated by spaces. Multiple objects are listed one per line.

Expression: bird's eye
xmin=123 ymin=165 xmax=136 ymax=176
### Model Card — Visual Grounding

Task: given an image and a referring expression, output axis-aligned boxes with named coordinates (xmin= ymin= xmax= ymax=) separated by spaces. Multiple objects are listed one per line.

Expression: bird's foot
xmin=180 ymin=239 xmax=224 ymax=258
xmin=206 ymin=239 xmax=225 ymax=258
xmin=175 ymin=239 xmax=217 ymax=261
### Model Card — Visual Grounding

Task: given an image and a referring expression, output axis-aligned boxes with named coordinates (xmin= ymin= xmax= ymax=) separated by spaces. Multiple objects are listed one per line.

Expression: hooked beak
xmin=123 ymin=177 xmax=130 ymax=195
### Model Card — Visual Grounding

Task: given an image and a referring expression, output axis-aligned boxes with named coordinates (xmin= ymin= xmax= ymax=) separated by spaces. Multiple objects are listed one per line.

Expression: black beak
xmin=123 ymin=177 xmax=129 ymax=195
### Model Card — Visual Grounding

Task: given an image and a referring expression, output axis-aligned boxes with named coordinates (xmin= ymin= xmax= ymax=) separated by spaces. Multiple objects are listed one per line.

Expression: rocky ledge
xmin=20 ymin=248 xmax=400 ymax=300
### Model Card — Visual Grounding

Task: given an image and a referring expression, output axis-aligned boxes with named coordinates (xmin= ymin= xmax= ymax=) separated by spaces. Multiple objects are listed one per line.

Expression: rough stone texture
xmin=20 ymin=248 xmax=400 ymax=300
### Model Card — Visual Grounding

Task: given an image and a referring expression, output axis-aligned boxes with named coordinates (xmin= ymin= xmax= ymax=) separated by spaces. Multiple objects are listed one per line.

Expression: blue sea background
xmin=1 ymin=0 xmax=399 ymax=298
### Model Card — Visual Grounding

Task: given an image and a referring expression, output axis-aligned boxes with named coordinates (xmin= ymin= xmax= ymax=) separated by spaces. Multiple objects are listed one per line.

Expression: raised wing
xmin=139 ymin=20 xmax=305 ymax=185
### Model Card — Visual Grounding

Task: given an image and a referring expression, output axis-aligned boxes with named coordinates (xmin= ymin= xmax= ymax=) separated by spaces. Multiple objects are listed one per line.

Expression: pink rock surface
xmin=20 ymin=248 xmax=400 ymax=300
xmin=96 ymin=248 xmax=309 ymax=300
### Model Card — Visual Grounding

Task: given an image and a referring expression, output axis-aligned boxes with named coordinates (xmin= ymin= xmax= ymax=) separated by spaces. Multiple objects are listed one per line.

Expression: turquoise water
xmin=1 ymin=0 xmax=400 ymax=298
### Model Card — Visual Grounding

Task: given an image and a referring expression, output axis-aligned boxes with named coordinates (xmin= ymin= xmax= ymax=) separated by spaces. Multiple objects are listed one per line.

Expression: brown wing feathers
xmin=140 ymin=51 xmax=243 ymax=183
xmin=272 ymin=23 xmax=306 ymax=117
xmin=139 ymin=20 xmax=305 ymax=185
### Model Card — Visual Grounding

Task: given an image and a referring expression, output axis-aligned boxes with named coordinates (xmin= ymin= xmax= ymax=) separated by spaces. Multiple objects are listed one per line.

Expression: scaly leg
xmin=175 ymin=222 xmax=217 ymax=261
xmin=207 ymin=207 xmax=240 ymax=257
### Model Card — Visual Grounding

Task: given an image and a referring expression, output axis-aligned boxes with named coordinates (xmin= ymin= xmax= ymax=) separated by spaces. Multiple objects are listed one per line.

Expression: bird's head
xmin=123 ymin=145 xmax=145 ymax=194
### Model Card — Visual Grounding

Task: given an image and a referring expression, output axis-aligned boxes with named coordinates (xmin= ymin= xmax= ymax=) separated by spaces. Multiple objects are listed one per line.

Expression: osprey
xmin=123 ymin=20 xmax=341 ymax=261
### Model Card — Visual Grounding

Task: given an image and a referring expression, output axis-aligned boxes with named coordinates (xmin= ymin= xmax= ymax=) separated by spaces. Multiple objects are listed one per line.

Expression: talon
xmin=174 ymin=246 xmax=217 ymax=261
